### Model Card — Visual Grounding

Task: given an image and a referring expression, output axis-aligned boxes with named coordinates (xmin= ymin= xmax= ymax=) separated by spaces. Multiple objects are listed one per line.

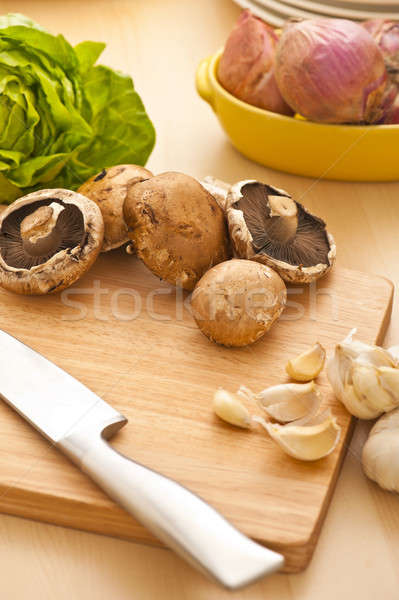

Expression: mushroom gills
xmin=234 ymin=182 xmax=330 ymax=267
xmin=0 ymin=199 xmax=86 ymax=269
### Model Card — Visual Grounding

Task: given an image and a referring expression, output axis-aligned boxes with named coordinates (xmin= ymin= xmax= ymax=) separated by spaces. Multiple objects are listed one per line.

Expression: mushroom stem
xmin=20 ymin=202 xmax=65 ymax=257
xmin=267 ymin=195 xmax=298 ymax=244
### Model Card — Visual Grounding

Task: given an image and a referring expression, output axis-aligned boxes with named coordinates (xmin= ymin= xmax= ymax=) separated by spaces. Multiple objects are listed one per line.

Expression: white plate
xmin=280 ymin=0 xmax=399 ymax=19
xmin=233 ymin=0 xmax=399 ymax=24
xmin=233 ymin=0 xmax=286 ymax=26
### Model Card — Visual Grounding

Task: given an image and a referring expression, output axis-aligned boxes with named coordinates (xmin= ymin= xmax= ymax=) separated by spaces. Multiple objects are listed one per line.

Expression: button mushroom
xmin=226 ymin=180 xmax=336 ymax=284
xmin=78 ymin=164 xmax=153 ymax=252
xmin=191 ymin=259 xmax=286 ymax=347
xmin=123 ymin=172 xmax=231 ymax=291
xmin=0 ymin=189 xmax=104 ymax=295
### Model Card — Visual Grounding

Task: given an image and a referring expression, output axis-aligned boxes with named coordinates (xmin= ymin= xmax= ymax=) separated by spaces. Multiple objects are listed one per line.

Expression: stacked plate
xmin=233 ymin=0 xmax=399 ymax=27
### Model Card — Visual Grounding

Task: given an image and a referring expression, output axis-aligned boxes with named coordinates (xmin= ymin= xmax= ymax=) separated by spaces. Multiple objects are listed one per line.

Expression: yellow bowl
xmin=196 ymin=50 xmax=399 ymax=182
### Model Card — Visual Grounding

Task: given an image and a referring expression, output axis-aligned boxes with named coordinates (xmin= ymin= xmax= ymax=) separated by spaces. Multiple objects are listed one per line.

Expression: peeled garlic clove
xmin=286 ymin=342 xmax=326 ymax=381
xmin=213 ymin=388 xmax=252 ymax=428
xmin=256 ymin=410 xmax=341 ymax=461
xmin=351 ymin=364 xmax=394 ymax=415
xmin=256 ymin=381 xmax=321 ymax=423
xmin=362 ymin=407 xmax=399 ymax=493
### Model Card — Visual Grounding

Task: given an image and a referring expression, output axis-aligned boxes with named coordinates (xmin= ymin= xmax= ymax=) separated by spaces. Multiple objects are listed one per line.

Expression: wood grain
xmin=0 ymin=1 xmax=398 ymax=598
xmin=0 ymin=252 xmax=393 ymax=572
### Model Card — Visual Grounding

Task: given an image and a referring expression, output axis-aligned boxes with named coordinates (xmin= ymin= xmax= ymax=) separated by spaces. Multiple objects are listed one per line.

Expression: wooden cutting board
xmin=0 ymin=251 xmax=393 ymax=573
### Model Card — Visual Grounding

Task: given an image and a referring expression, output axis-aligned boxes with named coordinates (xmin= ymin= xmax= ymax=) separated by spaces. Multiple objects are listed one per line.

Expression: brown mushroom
xmin=191 ymin=259 xmax=286 ymax=347
xmin=123 ymin=172 xmax=231 ymax=291
xmin=225 ymin=180 xmax=336 ymax=284
xmin=0 ymin=189 xmax=104 ymax=295
xmin=78 ymin=164 xmax=153 ymax=252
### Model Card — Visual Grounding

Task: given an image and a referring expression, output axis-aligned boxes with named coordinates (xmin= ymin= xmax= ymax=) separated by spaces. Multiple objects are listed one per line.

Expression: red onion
xmin=274 ymin=19 xmax=387 ymax=124
xmin=363 ymin=19 xmax=399 ymax=85
xmin=218 ymin=10 xmax=293 ymax=115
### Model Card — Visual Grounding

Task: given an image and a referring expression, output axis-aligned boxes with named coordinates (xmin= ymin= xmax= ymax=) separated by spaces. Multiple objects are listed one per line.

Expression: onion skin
xmin=218 ymin=10 xmax=293 ymax=115
xmin=275 ymin=19 xmax=387 ymax=124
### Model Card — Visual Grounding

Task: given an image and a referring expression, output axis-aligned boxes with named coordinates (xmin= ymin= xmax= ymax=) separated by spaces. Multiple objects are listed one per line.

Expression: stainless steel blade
xmin=0 ymin=329 xmax=126 ymax=442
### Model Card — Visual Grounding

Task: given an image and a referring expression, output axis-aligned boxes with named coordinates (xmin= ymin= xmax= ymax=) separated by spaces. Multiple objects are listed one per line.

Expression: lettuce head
xmin=0 ymin=13 xmax=155 ymax=202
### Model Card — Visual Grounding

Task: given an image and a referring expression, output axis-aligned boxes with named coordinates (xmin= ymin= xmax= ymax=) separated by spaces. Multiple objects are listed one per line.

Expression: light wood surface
xmin=0 ymin=257 xmax=392 ymax=571
xmin=0 ymin=0 xmax=399 ymax=598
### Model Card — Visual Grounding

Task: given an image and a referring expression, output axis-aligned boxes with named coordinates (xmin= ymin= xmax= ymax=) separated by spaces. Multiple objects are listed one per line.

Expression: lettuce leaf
xmin=0 ymin=13 xmax=155 ymax=202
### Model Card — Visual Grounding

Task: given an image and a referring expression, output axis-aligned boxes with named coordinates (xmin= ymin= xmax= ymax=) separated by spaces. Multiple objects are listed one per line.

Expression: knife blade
xmin=0 ymin=330 xmax=284 ymax=589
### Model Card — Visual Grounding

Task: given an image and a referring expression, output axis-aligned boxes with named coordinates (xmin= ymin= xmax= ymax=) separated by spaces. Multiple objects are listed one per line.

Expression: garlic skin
xmin=362 ymin=407 xmax=399 ymax=493
xmin=286 ymin=342 xmax=326 ymax=382
xmin=242 ymin=381 xmax=321 ymax=423
xmin=213 ymin=388 xmax=252 ymax=428
xmin=327 ymin=331 xmax=399 ymax=419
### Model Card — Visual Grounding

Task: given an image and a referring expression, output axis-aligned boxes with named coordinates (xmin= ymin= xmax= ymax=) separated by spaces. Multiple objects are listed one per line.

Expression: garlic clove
xmin=377 ymin=367 xmax=399 ymax=411
xmin=286 ymin=342 xmax=326 ymax=381
xmin=255 ymin=410 xmax=341 ymax=461
xmin=355 ymin=346 xmax=396 ymax=368
xmin=213 ymin=388 xmax=252 ymax=428
xmin=351 ymin=364 xmax=394 ymax=415
xmin=256 ymin=381 xmax=321 ymax=423
xmin=340 ymin=340 xmax=394 ymax=368
xmin=338 ymin=329 xmax=395 ymax=367
xmin=341 ymin=382 xmax=380 ymax=419
xmin=327 ymin=346 xmax=348 ymax=400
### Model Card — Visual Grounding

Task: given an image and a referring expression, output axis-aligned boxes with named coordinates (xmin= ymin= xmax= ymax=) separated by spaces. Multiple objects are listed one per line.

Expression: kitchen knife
xmin=0 ymin=330 xmax=284 ymax=589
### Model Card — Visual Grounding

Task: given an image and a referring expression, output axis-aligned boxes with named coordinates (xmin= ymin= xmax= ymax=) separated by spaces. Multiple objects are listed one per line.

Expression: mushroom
xmin=78 ymin=164 xmax=153 ymax=252
xmin=191 ymin=259 xmax=286 ymax=347
xmin=225 ymin=180 xmax=336 ymax=284
xmin=0 ymin=189 xmax=104 ymax=295
xmin=123 ymin=172 xmax=231 ymax=291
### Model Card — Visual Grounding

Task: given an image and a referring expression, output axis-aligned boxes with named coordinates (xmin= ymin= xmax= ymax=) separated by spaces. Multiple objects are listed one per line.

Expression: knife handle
xmin=60 ymin=429 xmax=284 ymax=589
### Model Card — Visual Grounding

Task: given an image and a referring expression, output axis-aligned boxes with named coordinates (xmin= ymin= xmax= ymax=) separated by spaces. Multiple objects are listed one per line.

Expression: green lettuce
xmin=0 ymin=13 xmax=155 ymax=202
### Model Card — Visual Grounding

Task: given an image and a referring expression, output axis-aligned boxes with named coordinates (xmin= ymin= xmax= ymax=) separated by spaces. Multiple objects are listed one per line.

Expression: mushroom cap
xmin=191 ymin=259 xmax=287 ymax=347
xmin=78 ymin=164 xmax=153 ymax=252
xmin=124 ymin=172 xmax=231 ymax=291
xmin=0 ymin=188 xmax=104 ymax=295
xmin=226 ymin=180 xmax=336 ymax=284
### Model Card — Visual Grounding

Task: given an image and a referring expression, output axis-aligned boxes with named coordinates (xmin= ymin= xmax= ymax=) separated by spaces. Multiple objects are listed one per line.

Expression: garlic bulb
xmin=362 ymin=407 xmax=399 ymax=493
xmin=327 ymin=330 xmax=399 ymax=419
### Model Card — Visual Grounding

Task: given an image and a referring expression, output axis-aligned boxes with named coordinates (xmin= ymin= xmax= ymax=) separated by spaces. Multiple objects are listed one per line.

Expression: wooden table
xmin=0 ymin=1 xmax=398 ymax=598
